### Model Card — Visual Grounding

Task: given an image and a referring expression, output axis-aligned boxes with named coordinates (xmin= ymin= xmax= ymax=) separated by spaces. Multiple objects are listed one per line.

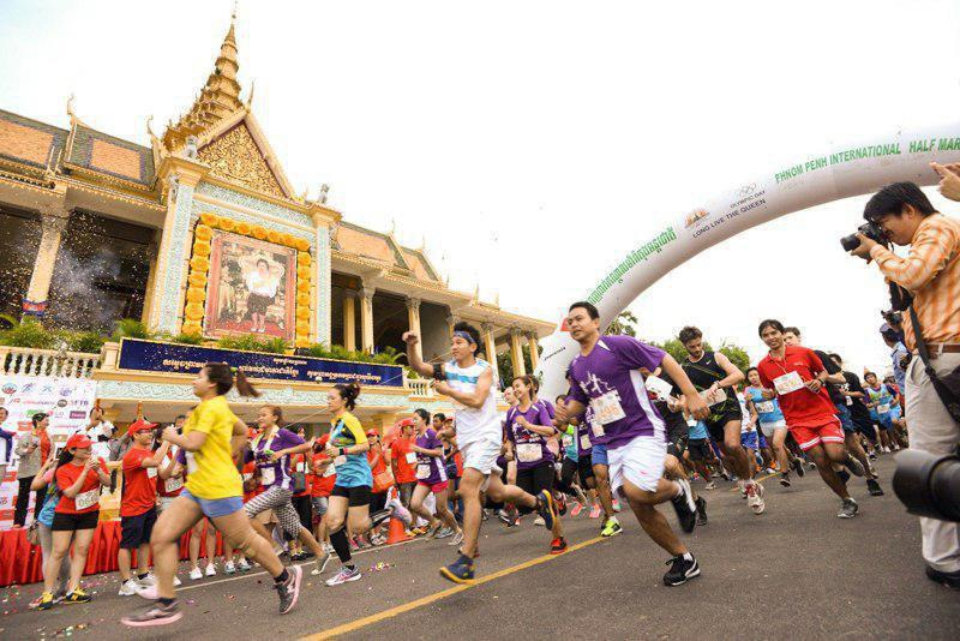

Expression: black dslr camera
xmin=893 ymin=449 xmax=960 ymax=523
xmin=840 ymin=221 xmax=888 ymax=252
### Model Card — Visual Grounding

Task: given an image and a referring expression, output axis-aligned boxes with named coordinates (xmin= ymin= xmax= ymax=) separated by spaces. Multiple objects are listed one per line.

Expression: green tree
xmin=497 ymin=345 xmax=533 ymax=388
xmin=604 ymin=310 xmax=638 ymax=337
xmin=651 ymin=338 xmax=751 ymax=374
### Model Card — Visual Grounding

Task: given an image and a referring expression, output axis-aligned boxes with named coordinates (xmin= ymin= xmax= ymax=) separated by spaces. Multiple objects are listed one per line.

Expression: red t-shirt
xmin=122 ymin=446 xmax=158 ymax=517
xmin=55 ymin=458 xmax=107 ymax=514
xmin=242 ymin=461 xmax=262 ymax=503
xmin=389 ymin=437 xmax=417 ymax=485
xmin=310 ymin=452 xmax=336 ymax=498
xmin=757 ymin=345 xmax=838 ymax=428
xmin=156 ymin=449 xmax=183 ymax=498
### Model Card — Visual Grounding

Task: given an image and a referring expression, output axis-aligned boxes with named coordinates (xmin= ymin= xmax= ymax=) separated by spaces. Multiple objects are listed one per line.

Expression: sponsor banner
xmin=0 ymin=375 xmax=98 ymax=530
xmin=117 ymin=339 xmax=405 ymax=387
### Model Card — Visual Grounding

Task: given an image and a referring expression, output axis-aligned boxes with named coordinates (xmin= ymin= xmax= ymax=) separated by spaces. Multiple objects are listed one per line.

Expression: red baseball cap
xmin=398 ymin=418 xmax=414 ymax=430
xmin=65 ymin=433 xmax=93 ymax=450
xmin=128 ymin=418 xmax=158 ymax=435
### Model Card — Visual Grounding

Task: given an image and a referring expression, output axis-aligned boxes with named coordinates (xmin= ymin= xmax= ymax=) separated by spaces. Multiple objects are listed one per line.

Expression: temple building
xmin=0 ymin=15 xmax=552 ymax=426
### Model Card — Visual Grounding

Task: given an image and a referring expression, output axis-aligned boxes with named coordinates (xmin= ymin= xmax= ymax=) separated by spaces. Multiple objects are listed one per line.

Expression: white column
xmin=342 ymin=292 xmax=357 ymax=352
xmin=24 ymin=210 xmax=69 ymax=316
xmin=527 ymin=331 xmax=540 ymax=370
xmin=510 ymin=327 xmax=526 ymax=377
xmin=406 ymin=297 xmax=422 ymax=360
xmin=360 ymin=286 xmax=375 ymax=353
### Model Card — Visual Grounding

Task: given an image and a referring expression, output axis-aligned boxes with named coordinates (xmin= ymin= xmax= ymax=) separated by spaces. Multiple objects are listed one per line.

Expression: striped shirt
xmin=870 ymin=213 xmax=960 ymax=350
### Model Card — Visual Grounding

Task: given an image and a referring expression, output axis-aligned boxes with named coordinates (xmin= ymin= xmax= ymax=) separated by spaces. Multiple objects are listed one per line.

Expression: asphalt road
xmin=2 ymin=456 xmax=958 ymax=641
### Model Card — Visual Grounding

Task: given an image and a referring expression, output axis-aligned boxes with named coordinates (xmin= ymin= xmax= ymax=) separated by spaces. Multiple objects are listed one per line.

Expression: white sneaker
xmin=205 ymin=563 xmax=217 ymax=577
xmin=533 ymin=516 xmax=545 ymax=526
xmin=173 ymin=575 xmax=182 ymax=587
xmin=224 ymin=560 xmax=237 ymax=575
xmin=449 ymin=530 xmax=464 ymax=546
xmin=237 ymin=558 xmax=252 ymax=572
xmin=137 ymin=573 xmax=156 ymax=587
xmin=738 ymin=480 xmax=747 ymax=498
xmin=118 ymin=579 xmax=142 ymax=596
xmin=747 ymin=482 xmax=766 ymax=515
xmin=189 ymin=567 xmax=203 ymax=581
xmin=703 ymin=480 xmax=717 ymax=491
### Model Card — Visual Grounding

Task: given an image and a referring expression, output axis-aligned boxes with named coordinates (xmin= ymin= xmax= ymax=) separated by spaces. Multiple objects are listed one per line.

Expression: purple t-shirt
xmin=505 ymin=404 xmax=556 ymax=470
xmin=567 ymin=335 xmax=667 ymax=449
xmin=248 ymin=428 xmax=305 ymax=491
xmin=415 ymin=428 xmax=447 ymax=485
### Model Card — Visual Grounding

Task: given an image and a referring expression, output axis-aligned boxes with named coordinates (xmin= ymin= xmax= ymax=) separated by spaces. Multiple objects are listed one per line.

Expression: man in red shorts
xmin=755 ymin=319 xmax=859 ymax=518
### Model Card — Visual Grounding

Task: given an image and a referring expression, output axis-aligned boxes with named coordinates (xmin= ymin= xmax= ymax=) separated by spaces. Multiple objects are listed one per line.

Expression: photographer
xmin=850 ymin=180 xmax=960 ymax=588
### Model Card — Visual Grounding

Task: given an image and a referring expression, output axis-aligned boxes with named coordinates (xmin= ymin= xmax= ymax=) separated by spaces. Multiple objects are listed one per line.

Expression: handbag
xmin=26 ymin=520 xmax=40 ymax=546
xmin=372 ymin=467 xmax=394 ymax=494
xmin=909 ymin=305 xmax=960 ymax=423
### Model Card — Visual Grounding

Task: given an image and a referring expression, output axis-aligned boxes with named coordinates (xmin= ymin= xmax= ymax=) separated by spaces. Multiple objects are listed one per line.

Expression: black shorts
xmin=577 ymin=456 xmax=594 ymax=486
xmin=705 ymin=404 xmax=744 ymax=442
xmin=369 ymin=491 xmax=387 ymax=514
xmin=516 ymin=464 xmax=554 ymax=514
xmin=292 ymin=494 xmax=313 ymax=530
xmin=121 ymin=508 xmax=158 ymax=549
xmin=687 ymin=438 xmax=712 ymax=462
xmin=331 ymin=484 xmax=372 ymax=507
xmin=667 ymin=434 xmax=688 ymax=459
xmin=52 ymin=510 xmax=100 ymax=532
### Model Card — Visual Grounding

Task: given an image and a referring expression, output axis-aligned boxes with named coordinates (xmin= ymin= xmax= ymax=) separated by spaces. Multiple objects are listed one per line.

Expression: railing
xmin=0 ymin=346 xmax=101 ymax=378
xmin=405 ymin=377 xmax=434 ymax=397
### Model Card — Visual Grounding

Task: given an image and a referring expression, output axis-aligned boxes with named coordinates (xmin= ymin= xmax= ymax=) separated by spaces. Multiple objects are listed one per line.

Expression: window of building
xmin=0 ymin=206 xmax=42 ymax=319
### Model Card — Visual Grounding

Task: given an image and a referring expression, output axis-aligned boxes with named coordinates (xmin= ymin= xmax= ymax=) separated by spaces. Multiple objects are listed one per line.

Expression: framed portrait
xmin=203 ymin=229 xmax=297 ymax=341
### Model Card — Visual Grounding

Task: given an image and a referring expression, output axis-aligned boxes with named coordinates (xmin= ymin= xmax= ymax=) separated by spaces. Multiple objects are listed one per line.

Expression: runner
xmin=556 ymin=302 xmax=706 ymax=586
xmin=388 ymin=419 xmax=418 ymax=509
xmin=404 ymin=322 xmax=560 ymax=583
xmin=505 ymin=376 xmax=568 ymax=553
xmin=309 ymin=433 xmax=336 ymax=567
xmin=678 ymin=326 xmax=765 ymax=515
xmin=755 ymin=321 xmax=860 ymax=518
xmin=589 ymin=433 xmax=621 ymax=535
xmin=27 ymin=456 xmax=72 ymax=609
xmin=744 ymin=368 xmax=802 ymax=487
xmin=684 ymin=417 xmax=716 ymax=490
xmin=121 ymin=363 xmax=301 ymax=626
xmin=323 ymin=383 xmax=391 ymax=587
xmin=117 ymin=419 xmax=169 ymax=596
xmin=36 ymin=434 xmax=111 ymax=610
xmin=864 ymin=372 xmax=905 ymax=451
xmin=830 ymin=354 xmax=880 ymax=458
xmin=408 ymin=408 xmax=463 ymax=544
xmin=244 ymin=406 xmax=329 ymax=574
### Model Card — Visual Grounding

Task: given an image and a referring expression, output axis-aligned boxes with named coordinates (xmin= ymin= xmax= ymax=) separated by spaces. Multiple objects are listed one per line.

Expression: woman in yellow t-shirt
xmin=122 ymin=363 xmax=302 ymax=628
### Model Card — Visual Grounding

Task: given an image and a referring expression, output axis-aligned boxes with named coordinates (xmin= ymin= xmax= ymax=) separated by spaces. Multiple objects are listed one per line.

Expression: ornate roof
xmin=65 ymin=123 xmax=155 ymax=186
xmin=0 ymin=109 xmax=68 ymax=173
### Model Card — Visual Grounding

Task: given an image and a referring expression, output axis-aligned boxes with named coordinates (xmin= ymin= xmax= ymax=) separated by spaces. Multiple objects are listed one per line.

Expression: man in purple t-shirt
xmin=555 ymin=301 xmax=709 ymax=587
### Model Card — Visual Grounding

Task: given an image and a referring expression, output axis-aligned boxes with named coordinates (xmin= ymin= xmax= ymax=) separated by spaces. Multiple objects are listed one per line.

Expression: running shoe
xmin=497 ymin=509 xmax=511 ymax=524
xmin=312 ymin=550 xmax=333 ymax=575
xmin=868 ymin=451 xmax=878 ymax=461
xmin=600 ymin=516 xmax=622 ymax=537
xmin=550 ymin=537 xmax=568 ymax=555
xmin=867 ymin=478 xmax=885 ymax=496
xmin=325 ymin=566 xmax=362 ymax=587
xmin=555 ymin=493 xmax=567 ymax=516
xmin=224 ymin=560 xmax=237 ymax=575
xmin=506 ymin=505 xmax=520 ymax=527
xmin=237 ymin=558 xmax=253 ymax=572
xmin=925 ymin=565 xmax=960 ymax=590
xmin=703 ymin=480 xmax=717 ymax=491
xmin=35 ymin=592 xmax=55 ymax=611
xmin=588 ymin=504 xmax=602 ymax=519
xmin=435 ymin=527 xmax=454 ymax=540
xmin=370 ymin=508 xmax=393 ymax=527
xmin=533 ymin=516 xmax=546 ymax=527
xmin=738 ymin=480 xmax=747 ymax=499
xmin=612 ymin=499 xmax=622 ymax=513
xmin=138 ymin=573 xmax=157 ymax=587
xmin=173 ymin=575 xmax=182 ymax=586
xmin=275 ymin=565 xmax=302 ymax=615
xmin=439 ymin=555 xmax=476 ymax=584
xmin=205 ymin=563 xmax=217 ymax=577
xmin=570 ymin=502 xmax=585 ymax=517
xmin=535 ymin=490 xmax=557 ymax=530
xmin=838 ymin=498 xmax=859 ymax=519
xmin=747 ymin=482 xmax=766 ymax=515
xmin=844 ymin=457 xmax=866 ymax=477
xmin=189 ymin=567 xmax=203 ymax=581
xmin=449 ymin=530 xmax=464 ymax=546
xmin=670 ymin=479 xmax=698 ymax=533
xmin=663 ymin=554 xmax=701 ymax=587
xmin=779 ymin=473 xmax=791 ymax=488
xmin=119 ymin=579 xmax=144 ymax=596
xmin=121 ymin=601 xmax=184 ymax=627
xmin=63 ymin=588 xmax=91 ymax=604
xmin=695 ymin=496 xmax=708 ymax=526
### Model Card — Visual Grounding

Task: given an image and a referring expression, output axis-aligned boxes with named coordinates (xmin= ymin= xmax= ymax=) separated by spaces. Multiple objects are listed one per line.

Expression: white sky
xmin=2 ymin=0 xmax=959 ymax=377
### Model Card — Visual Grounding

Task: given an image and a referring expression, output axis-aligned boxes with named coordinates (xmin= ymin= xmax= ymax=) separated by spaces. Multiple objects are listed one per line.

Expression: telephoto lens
xmin=893 ymin=449 xmax=960 ymax=522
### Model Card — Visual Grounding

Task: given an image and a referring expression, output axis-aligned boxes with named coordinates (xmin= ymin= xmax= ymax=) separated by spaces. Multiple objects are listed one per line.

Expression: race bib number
xmin=644 ymin=375 xmax=674 ymax=400
xmin=260 ymin=467 xmax=276 ymax=486
xmin=701 ymin=387 xmax=728 ymax=407
xmin=416 ymin=463 xmax=432 ymax=480
xmin=755 ymin=401 xmax=775 ymax=414
xmin=164 ymin=477 xmax=183 ymax=493
xmin=591 ymin=420 xmax=605 ymax=438
xmin=147 ymin=466 xmax=158 ymax=479
xmin=579 ymin=433 xmax=592 ymax=451
xmin=516 ymin=443 xmax=541 ymax=463
xmin=773 ymin=371 xmax=805 ymax=395
xmin=591 ymin=392 xmax=626 ymax=425
xmin=878 ymin=403 xmax=891 ymax=414
xmin=185 ymin=452 xmax=198 ymax=476
xmin=562 ymin=434 xmax=573 ymax=449
xmin=405 ymin=452 xmax=417 ymax=465
xmin=75 ymin=489 xmax=99 ymax=511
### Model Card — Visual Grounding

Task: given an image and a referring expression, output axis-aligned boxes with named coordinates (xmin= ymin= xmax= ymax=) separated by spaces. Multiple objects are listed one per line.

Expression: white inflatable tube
xmin=536 ymin=124 xmax=960 ymax=399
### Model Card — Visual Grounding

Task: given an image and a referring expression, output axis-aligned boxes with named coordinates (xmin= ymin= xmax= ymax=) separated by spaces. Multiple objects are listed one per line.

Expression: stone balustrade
xmin=0 ymin=345 xmax=101 ymax=378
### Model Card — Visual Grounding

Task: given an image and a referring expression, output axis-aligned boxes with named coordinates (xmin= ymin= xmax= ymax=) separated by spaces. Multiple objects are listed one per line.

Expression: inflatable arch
xmin=536 ymin=124 xmax=960 ymax=399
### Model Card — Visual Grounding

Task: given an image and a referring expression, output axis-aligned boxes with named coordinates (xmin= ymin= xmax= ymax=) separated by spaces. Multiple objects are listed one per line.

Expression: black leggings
xmin=515 ymin=464 xmax=554 ymax=515
xmin=556 ymin=459 xmax=579 ymax=496
xmin=14 ymin=476 xmax=44 ymax=527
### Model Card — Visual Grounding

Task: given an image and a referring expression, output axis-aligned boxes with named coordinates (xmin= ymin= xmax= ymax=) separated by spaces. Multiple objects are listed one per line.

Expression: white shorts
xmin=459 ymin=438 xmax=503 ymax=491
xmin=760 ymin=420 xmax=788 ymax=438
xmin=607 ymin=435 xmax=667 ymax=495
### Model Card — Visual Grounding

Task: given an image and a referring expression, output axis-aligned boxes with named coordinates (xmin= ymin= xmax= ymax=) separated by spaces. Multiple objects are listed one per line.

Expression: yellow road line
xmin=727 ymin=472 xmax=778 ymax=492
xmin=300 ymin=536 xmax=605 ymax=641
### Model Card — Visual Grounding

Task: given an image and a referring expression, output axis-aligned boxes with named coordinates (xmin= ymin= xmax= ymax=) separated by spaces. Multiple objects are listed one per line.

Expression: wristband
xmin=339 ymin=448 xmax=345 ymax=456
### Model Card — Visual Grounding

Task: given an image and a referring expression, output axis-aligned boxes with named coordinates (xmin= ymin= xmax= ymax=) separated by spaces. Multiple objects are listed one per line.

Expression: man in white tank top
xmin=405 ymin=322 xmax=562 ymax=583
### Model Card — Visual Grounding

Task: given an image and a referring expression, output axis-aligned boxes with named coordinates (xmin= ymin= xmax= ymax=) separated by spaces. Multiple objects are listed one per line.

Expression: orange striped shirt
xmin=870 ymin=213 xmax=960 ymax=350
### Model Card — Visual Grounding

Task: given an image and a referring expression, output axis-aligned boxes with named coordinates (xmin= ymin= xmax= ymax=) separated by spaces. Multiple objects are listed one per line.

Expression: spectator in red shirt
xmin=118 ymin=419 xmax=171 ymax=596
xmin=387 ymin=419 xmax=417 ymax=508
xmin=310 ymin=434 xmax=336 ymax=553
xmin=755 ymin=320 xmax=860 ymax=519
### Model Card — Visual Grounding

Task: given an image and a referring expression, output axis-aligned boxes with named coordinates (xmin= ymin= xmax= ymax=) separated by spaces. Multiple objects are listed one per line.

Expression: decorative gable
xmin=197 ymin=122 xmax=285 ymax=198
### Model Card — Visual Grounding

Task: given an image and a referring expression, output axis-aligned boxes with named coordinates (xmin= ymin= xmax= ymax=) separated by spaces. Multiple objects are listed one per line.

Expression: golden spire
xmin=162 ymin=9 xmax=244 ymax=151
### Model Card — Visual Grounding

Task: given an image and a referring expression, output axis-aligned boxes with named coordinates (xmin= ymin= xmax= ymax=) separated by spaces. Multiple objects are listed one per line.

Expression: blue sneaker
xmin=535 ymin=490 xmax=556 ymax=530
xmin=439 ymin=555 xmax=476 ymax=584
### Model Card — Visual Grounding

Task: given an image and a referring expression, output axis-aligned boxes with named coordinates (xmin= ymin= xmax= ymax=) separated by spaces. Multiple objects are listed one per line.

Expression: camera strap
xmin=908 ymin=304 xmax=960 ymax=423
